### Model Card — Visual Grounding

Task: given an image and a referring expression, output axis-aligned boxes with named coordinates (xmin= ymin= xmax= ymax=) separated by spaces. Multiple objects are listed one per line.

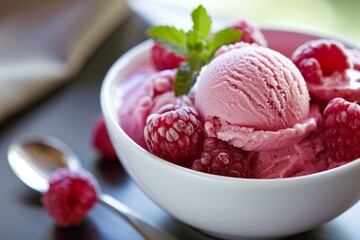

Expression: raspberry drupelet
xmin=191 ymin=138 xmax=249 ymax=178
xmin=42 ymin=168 xmax=99 ymax=227
xmin=144 ymin=104 xmax=204 ymax=164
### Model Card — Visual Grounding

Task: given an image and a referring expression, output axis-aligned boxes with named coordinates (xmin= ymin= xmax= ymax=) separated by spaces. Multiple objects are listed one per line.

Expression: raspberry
xmin=144 ymin=104 xmax=204 ymax=164
xmin=323 ymin=97 xmax=360 ymax=162
xmin=231 ymin=19 xmax=268 ymax=47
xmin=151 ymin=43 xmax=185 ymax=71
xmin=291 ymin=39 xmax=352 ymax=84
xmin=43 ymin=169 xmax=99 ymax=227
xmin=191 ymin=138 xmax=249 ymax=178
xmin=91 ymin=116 xmax=117 ymax=160
xmin=347 ymin=48 xmax=360 ymax=71
xmin=215 ymin=42 xmax=256 ymax=57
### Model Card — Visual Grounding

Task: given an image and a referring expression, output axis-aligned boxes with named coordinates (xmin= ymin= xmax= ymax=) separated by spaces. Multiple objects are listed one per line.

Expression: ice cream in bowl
xmin=100 ymin=5 xmax=360 ymax=239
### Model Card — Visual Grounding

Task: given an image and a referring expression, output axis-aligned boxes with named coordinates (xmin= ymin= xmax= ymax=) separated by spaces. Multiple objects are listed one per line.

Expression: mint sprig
xmin=147 ymin=5 xmax=242 ymax=96
xmin=146 ymin=26 xmax=187 ymax=57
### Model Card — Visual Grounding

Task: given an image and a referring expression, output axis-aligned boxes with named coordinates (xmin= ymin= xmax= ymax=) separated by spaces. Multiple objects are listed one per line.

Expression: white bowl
xmin=100 ymin=29 xmax=360 ymax=239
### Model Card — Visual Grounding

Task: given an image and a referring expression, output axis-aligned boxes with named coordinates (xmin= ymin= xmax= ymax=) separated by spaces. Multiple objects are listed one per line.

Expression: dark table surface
xmin=0 ymin=12 xmax=359 ymax=240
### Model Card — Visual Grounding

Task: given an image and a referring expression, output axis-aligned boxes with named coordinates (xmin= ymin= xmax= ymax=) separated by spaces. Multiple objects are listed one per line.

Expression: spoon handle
xmin=99 ymin=194 xmax=178 ymax=240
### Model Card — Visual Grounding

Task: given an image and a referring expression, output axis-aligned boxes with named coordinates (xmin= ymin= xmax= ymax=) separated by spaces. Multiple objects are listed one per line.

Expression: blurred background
xmin=130 ymin=0 xmax=360 ymax=42
xmin=0 ymin=0 xmax=128 ymax=122
xmin=0 ymin=0 xmax=359 ymax=123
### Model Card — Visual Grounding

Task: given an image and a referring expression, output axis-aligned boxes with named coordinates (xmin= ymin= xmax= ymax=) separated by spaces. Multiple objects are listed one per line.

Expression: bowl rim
xmin=100 ymin=27 xmax=360 ymax=185
xmin=260 ymin=24 xmax=360 ymax=49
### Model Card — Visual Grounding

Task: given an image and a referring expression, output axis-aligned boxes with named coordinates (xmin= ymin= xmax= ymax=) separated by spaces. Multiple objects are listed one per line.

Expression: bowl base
xmin=198 ymin=229 xmax=281 ymax=240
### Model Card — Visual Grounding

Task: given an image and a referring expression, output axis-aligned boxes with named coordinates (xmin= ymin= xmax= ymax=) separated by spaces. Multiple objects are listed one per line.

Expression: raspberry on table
xmin=291 ymin=39 xmax=352 ymax=84
xmin=42 ymin=168 xmax=99 ymax=227
xmin=144 ymin=104 xmax=204 ymax=164
xmin=91 ymin=116 xmax=117 ymax=160
xmin=191 ymin=138 xmax=249 ymax=178
xmin=151 ymin=43 xmax=185 ymax=71
xmin=231 ymin=19 xmax=268 ymax=47
xmin=323 ymin=97 xmax=360 ymax=163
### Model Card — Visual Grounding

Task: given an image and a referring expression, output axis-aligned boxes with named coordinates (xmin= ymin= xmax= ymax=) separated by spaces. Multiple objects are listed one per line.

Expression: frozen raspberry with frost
xmin=191 ymin=138 xmax=249 ymax=178
xmin=144 ymin=104 xmax=204 ymax=164
xmin=121 ymin=69 xmax=194 ymax=149
xmin=91 ymin=116 xmax=117 ymax=160
xmin=347 ymin=48 xmax=360 ymax=70
xmin=231 ymin=19 xmax=268 ymax=47
xmin=323 ymin=97 xmax=360 ymax=163
xmin=291 ymin=39 xmax=352 ymax=84
xmin=215 ymin=42 xmax=256 ymax=57
xmin=151 ymin=43 xmax=185 ymax=71
xmin=43 ymin=169 xmax=99 ymax=227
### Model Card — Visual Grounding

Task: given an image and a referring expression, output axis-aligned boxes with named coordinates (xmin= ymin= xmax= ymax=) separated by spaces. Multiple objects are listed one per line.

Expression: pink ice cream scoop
xmin=248 ymin=127 xmax=330 ymax=179
xmin=195 ymin=46 xmax=317 ymax=151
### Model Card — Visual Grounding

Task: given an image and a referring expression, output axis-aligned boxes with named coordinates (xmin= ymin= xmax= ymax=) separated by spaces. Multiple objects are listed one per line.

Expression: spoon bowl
xmin=8 ymin=134 xmax=81 ymax=192
xmin=8 ymin=134 xmax=177 ymax=240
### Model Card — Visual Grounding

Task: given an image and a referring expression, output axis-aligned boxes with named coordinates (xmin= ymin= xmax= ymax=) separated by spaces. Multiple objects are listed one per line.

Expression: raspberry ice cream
xmin=107 ymin=7 xmax=360 ymax=179
xmin=248 ymin=126 xmax=329 ymax=178
xmin=195 ymin=46 xmax=318 ymax=151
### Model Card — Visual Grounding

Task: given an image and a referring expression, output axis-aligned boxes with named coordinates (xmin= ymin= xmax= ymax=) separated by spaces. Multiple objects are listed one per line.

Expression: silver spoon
xmin=8 ymin=134 xmax=177 ymax=240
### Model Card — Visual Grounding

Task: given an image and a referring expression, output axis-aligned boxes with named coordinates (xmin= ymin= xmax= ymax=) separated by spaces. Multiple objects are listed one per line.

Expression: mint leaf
xmin=147 ymin=26 xmax=186 ymax=46
xmin=147 ymin=26 xmax=187 ymax=56
xmin=208 ymin=28 xmax=242 ymax=57
xmin=187 ymin=51 xmax=207 ymax=71
xmin=174 ymin=62 xmax=199 ymax=96
xmin=174 ymin=62 xmax=192 ymax=96
xmin=191 ymin=5 xmax=211 ymax=38
xmin=186 ymin=30 xmax=208 ymax=60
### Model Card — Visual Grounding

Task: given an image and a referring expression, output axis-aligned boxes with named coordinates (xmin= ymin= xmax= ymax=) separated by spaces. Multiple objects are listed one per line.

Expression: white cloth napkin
xmin=0 ymin=0 xmax=129 ymax=121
